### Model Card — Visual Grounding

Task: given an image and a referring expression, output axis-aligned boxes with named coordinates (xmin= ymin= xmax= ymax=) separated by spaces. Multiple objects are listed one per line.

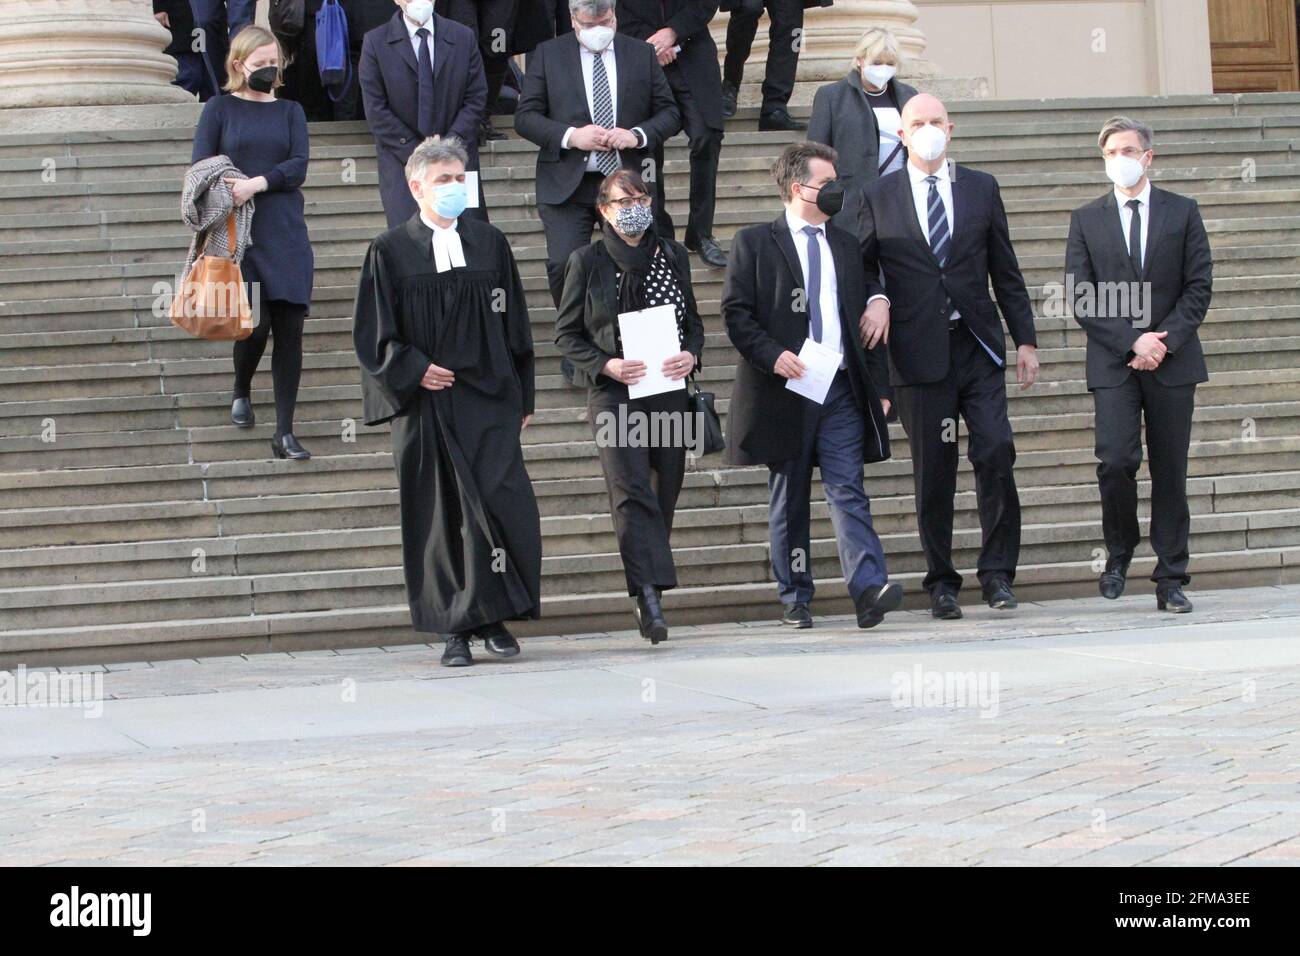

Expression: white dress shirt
xmin=419 ymin=211 xmax=466 ymax=273
xmin=785 ymin=209 xmax=845 ymax=369
xmin=560 ymin=43 xmax=648 ymax=171
xmin=1114 ymin=178 xmax=1152 ymax=269
xmin=909 ymin=158 xmax=954 ymax=245
xmin=404 ymin=13 xmax=433 ymax=68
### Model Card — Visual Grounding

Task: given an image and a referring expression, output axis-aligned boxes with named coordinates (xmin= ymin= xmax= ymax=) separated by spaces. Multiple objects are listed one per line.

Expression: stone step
xmin=1 ymin=505 xmax=1295 ymax=631
xmin=3 ymin=432 xmax=1296 ymax=547
xmin=7 ymin=162 xmax=1299 ymax=248
xmin=4 ymin=327 xmax=1298 ymax=443
xmin=2 ymin=133 xmax=1296 ymax=218
xmin=4 ymin=539 xmax=1297 ymax=667
xmin=6 ymin=460 xmax=1300 ymax=590
xmin=1 ymin=113 xmax=1289 ymax=188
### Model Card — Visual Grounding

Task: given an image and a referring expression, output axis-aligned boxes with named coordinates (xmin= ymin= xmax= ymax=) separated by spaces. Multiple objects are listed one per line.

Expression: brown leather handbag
xmin=170 ymin=214 xmax=254 ymax=340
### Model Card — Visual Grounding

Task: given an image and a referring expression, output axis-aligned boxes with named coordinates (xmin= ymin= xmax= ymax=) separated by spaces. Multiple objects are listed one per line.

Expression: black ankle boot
xmin=633 ymin=585 xmax=668 ymax=645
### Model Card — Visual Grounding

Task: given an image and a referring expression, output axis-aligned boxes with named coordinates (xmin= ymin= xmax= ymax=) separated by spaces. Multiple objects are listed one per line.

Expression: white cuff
xmin=561 ymin=126 xmax=576 ymax=150
xmin=867 ymin=293 xmax=890 ymax=306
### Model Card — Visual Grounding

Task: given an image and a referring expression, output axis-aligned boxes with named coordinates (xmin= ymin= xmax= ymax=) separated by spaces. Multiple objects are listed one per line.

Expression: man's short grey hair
xmin=570 ymin=0 xmax=614 ymax=17
xmin=1098 ymin=116 xmax=1153 ymax=151
xmin=405 ymin=135 xmax=468 ymax=182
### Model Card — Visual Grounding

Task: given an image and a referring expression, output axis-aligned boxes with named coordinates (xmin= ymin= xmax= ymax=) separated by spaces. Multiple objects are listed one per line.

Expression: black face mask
xmin=802 ymin=180 xmax=845 ymax=217
xmin=247 ymin=66 xmax=277 ymax=94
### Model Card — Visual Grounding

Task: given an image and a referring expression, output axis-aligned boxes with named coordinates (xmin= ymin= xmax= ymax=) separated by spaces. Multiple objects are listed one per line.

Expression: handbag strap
xmin=197 ymin=212 xmax=237 ymax=258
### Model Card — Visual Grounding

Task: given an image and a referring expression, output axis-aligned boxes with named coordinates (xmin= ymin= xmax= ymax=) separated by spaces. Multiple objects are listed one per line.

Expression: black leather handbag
xmin=688 ymin=377 xmax=725 ymax=457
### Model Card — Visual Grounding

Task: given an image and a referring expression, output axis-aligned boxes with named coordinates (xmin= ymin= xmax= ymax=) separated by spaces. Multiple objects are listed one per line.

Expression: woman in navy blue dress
xmin=192 ymin=25 xmax=315 ymax=460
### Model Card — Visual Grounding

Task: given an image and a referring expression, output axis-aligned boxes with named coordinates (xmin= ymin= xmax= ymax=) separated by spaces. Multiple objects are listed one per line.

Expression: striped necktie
xmin=926 ymin=175 xmax=950 ymax=266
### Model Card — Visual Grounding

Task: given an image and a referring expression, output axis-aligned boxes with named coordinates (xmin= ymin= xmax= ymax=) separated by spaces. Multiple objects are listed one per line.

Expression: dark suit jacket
xmin=807 ymin=72 xmax=917 ymax=243
xmin=514 ymin=31 xmax=681 ymax=206
xmin=359 ymin=12 xmax=486 ymax=225
xmin=1065 ymin=186 xmax=1212 ymax=390
xmin=722 ymin=215 xmax=892 ymax=467
xmin=861 ymin=163 xmax=1037 ymax=387
xmin=554 ymin=237 xmax=707 ymax=389
xmin=617 ymin=1 xmax=724 ymax=131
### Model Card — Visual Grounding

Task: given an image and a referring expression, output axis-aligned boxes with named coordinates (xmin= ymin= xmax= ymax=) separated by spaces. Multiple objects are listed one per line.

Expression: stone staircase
xmin=2 ymin=92 xmax=1299 ymax=665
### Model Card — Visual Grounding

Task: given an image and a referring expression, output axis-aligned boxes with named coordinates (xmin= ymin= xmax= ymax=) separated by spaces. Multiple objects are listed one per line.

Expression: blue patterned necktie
xmin=801 ymin=224 xmax=823 ymax=343
xmin=590 ymin=50 xmax=621 ymax=176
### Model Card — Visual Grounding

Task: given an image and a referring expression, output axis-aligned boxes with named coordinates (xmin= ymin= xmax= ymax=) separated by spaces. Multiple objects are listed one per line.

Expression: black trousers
xmin=652 ymin=67 xmax=724 ymax=243
xmin=588 ymin=386 xmax=689 ymax=595
xmin=538 ymin=172 xmax=606 ymax=307
xmin=232 ymin=299 xmax=307 ymax=437
xmin=723 ymin=0 xmax=804 ymax=113
xmin=1093 ymin=374 xmax=1196 ymax=587
xmin=894 ymin=325 xmax=1021 ymax=595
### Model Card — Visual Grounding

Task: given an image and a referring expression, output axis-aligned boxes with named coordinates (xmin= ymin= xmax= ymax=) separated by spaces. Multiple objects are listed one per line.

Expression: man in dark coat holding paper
xmin=722 ymin=141 xmax=900 ymax=632
xmin=352 ymin=135 xmax=541 ymax=667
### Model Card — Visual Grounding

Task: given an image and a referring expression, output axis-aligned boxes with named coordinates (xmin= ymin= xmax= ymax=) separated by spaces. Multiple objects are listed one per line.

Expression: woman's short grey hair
xmin=1098 ymin=116 xmax=1153 ymax=151
xmin=405 ymin=135 xmax=468 ymax=182
xmin=570 ymin=0 xmax=613 ymax=17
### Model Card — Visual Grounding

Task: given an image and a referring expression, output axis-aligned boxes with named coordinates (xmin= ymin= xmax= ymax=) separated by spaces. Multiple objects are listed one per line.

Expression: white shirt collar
xmin=418 ymin=212 xmax=465 ymax=272
xmin=784 ymin=207 xmax=824 ymax=236
xmin=404 ymin=13 xmax=432 ymax=39
xmin=908 ymin=159 xmax=950 ymax=186
xmin=1114 ymin=178 xmax=1152 ymax=209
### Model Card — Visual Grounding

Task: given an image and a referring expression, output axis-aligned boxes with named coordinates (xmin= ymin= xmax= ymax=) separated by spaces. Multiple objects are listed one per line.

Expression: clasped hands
xmin=569 ymin=125 xmax=640 ymax=153
xmin=646 ymin=27 xmax=678 ymax=65
xmin=1129 ymin=330 xmax=1169 ymax=371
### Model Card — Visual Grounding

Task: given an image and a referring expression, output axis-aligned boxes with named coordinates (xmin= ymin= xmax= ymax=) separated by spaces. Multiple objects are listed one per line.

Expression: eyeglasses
xmin=605 ymin=195 xmax=652 ymax=209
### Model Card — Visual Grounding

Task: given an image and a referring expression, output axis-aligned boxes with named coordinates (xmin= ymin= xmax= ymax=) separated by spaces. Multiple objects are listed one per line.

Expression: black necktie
xmin=416 ymin=27 xmax=434 ymax=137
xmin=1126 ymin=198 xmax=1143 ymax=275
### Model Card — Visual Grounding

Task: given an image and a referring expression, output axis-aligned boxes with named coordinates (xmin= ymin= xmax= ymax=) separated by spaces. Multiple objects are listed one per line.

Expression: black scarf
xmin=600 ymin=220 xmax=659 ymax=314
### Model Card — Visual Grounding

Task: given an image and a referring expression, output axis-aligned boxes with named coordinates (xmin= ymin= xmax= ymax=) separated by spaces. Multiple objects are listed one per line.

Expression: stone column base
xmin=0 ymin=0 xmax=195 ymax=110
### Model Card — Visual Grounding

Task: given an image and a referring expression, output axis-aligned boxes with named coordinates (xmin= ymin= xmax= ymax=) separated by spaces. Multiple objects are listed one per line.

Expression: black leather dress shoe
xmin=634 ymin=585 xmax=668 ymax=644
xmin=440 ymin=633 xmax=473 ymax=667
xmin=231 ymin=397 xmax=255 ymax=428
xmin=721 ymin=81 xmax=737 ymax=118
xmin=686 ymin=235 xmax=727 ymax=268
xmin=931 ymin=591 xmax=963 ymax=620
xmin=478 ymin=621 xmax=520 ymax=658
xmin=983 ymin=577 xmax=1018 ymax=610
xmin=1099 ymin=554 xmax=1132 ymax=600
xmin=1157 ymin=587 xmax=1193 ymax=613
xmin=781 ymin=602 xmax=813 ymax=628
xmin=854 ymin=581 xmax=903 ymax=629
xmin=271 ymin=433 xmax=311 ymax=460
xmin=759 ymin=108 xmax=806 ymax=131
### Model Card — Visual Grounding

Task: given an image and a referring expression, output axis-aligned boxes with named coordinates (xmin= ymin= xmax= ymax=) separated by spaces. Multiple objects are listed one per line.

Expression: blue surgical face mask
xmin=431 ymin=180 xmax=468 ymax=219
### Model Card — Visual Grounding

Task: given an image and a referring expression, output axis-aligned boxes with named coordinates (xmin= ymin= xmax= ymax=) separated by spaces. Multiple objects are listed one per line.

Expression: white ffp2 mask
xmin=909 ymin=124 xmax=947 ymax=162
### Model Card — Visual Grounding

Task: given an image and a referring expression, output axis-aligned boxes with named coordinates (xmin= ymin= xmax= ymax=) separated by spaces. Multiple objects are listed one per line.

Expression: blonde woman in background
xmin=191 ymin=26 xmax=315 ymax=460
xmin=808 ymin=27 xmax=919 ymax=245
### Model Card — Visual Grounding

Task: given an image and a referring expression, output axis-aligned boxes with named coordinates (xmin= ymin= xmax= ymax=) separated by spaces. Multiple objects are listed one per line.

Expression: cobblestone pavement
xmin=2 ymin=585 xmax=1298 ymax=866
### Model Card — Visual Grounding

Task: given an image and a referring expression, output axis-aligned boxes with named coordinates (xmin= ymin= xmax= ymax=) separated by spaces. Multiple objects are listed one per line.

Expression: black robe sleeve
xmin=498 ymin=231 xmax=536 ymax=416
xmin=352 ymin=239 xmax=433 ymax=426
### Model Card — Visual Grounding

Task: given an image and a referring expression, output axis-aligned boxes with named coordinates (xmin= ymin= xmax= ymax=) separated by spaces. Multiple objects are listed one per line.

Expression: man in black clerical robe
xmin=352 ymin=135 xmax=541 ymax=667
